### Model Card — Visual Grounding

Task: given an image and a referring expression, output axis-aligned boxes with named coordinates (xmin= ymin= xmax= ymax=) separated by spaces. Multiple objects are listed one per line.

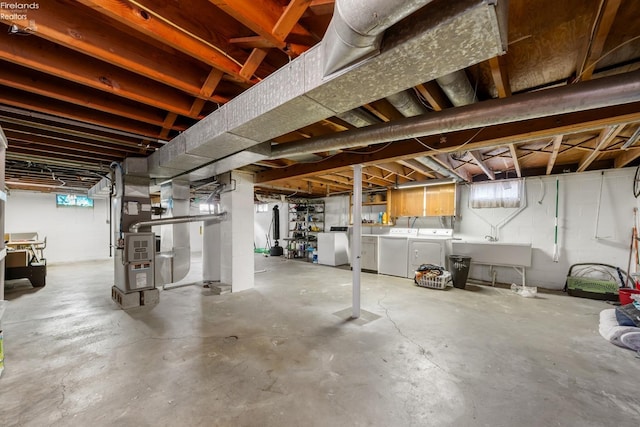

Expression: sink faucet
xmin=485 ymin=235 xmax=498 ymax=242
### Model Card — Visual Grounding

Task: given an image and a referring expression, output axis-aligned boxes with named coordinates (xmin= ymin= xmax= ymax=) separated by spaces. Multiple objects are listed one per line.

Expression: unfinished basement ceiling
xmin=0 ymin=0 xmax=639 ymax=196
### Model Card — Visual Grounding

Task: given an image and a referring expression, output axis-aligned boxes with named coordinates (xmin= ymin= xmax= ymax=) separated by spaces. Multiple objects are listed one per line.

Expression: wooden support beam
xmin=468 ymin=151 xmax=495 ymax=180
xmin=1 ymin=123 xmax=152 ymax=154
xmin=210 ymin=0 xmax=313 ymax=49
xmin=158 ymin=113 xmax=178 ymax=140
xmin=8 ymin=141 xmax=121 ymax=163
xmin=489 ymin=55 xmax=512 ymax=98
xmin=76 ymin=0 xmax=246 ymax=82
xmin=0 ymin=3 xmax=212 ymax=96
xmin=273 ymin=0 xmax=313 ymax=42
xmin=614 ymin=147 xmax=640 ymax=168
xmin=6 ymin=131 xmax=128 ymax=158
xmin=0 ymin=62 xmax=178 ymax=128
xmin=577 ymin=0 xmax=623 ymax=81
xmin=0 ymin=85 xmax=164 ymax=138
xmin=577 ymin=125 xmax=623 ymax=172
xmin=0 ymin=35 xmax=203 ymax=117
xmin=546 ymin=135 xmax=564 ymax=175
xmin=431 ymin=154 xmax=472 ymax=182
xmin=302 ymin=176 xmax=352 ymax=190
xmin=240 ymin=48 xmax=269 ymax=80
xmin=256 ymin=102 xmax=640 ymax=184
xmin=415 ymin=82 xmax=451 ymax=111
xmin=396 ymin=159 xmax=436 ymax=179
xmin=509 ymin=144 xmax=522 ymax=177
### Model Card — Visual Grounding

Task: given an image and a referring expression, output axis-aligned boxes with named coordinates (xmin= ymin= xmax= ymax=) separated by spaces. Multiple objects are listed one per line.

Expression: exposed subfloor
xmin=1 ymin=255 xmax=639 ymax=427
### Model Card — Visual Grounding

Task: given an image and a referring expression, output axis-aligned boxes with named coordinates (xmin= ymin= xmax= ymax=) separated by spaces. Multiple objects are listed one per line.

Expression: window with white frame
xmin=469 ymin=179 xmax=524 ymax=208
xmin=255 ymin=203 xmax=269 ymax=213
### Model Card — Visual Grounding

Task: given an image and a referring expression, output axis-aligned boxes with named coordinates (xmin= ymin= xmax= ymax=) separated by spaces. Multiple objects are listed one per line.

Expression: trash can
xmin=448 ymin=255 xmax=471 ymax=289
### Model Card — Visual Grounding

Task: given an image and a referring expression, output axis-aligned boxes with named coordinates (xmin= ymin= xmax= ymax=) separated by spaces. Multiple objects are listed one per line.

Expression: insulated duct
xmin=415 ymin=157 xmax=462 ymax=181
xmin=148 ymin=0 xmax=508 ymax=181
xmin=386 ymin=90 xmax=429 ymax=117
xmin=436 ymin=71 xmax=478 ymax=106
xmin=336 ymin=108 xmax=379 ymax=127
xmin=322 ymin=0 xmax=435 ymax=75
xmin=270 ymin=71 xmax=640 ymax=159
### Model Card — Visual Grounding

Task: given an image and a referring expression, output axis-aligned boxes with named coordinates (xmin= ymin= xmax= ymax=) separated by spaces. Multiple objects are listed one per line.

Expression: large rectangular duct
xmin=147 ymin=0 xmax=507 ymax=181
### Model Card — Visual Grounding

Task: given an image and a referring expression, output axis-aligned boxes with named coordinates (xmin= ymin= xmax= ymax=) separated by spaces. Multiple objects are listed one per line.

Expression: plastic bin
xmin=448 ymin=255 xmax=471 ymax=289
xmin=619 ymin=288 xmax=640 ymax=305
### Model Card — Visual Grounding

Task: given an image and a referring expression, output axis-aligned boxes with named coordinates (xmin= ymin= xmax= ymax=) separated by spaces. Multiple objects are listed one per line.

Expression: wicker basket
xmin=416 ymin=271 xmax=452 ymax=290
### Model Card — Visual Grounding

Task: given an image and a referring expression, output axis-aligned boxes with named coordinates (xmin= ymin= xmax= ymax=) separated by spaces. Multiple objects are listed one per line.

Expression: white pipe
xmin=594 ymin=172 xmax=611 ymax=239
xmin=494 ymin=182 xmax=528 ymax=240
xmin=466 ymin=180 xmax=527 ymax=241
xmin=352 ymin=164 xmax=362 ymax=319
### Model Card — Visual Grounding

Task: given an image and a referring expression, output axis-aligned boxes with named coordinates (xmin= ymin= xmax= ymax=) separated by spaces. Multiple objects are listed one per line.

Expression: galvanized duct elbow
xmin=386 ymin=90 xmax=429 ymax=117
xmin=322 ymin=0 xmax=435 ymax=75
xmin=436 ymin=71 xmax=478 ymax=106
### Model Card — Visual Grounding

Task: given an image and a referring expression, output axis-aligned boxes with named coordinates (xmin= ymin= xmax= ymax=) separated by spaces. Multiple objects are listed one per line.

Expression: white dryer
xmin=406 ymin=229 xmax=453 ymax=278
xmin=378 ymin=228 xmax=417 ymax=278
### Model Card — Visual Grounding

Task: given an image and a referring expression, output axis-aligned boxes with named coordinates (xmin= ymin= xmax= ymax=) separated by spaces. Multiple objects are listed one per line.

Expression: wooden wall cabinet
xmin=425 ymin=184 xmax=455 ymax=216
xmin=390 ymin=183 xmax=456 ymax=218
xmin=390 ymin=187 xmax=424 ymax=217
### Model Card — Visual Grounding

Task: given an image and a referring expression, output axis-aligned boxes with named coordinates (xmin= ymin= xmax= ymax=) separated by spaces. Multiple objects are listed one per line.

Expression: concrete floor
xmin=1 ymin=254 xmax=639 ymax=427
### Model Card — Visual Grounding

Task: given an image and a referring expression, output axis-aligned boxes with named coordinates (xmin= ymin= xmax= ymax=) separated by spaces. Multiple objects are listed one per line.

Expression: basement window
xmin=56 ymin=194 xmax=94 ymax=208
xmin=469 ymin=179 xmax=523 ymax=208
xmin=255 ymin=203 xmax=269 ymax=213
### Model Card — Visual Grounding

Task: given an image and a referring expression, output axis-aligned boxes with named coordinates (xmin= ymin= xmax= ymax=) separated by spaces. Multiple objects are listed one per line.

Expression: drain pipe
xmin=129 ymin=213 xmax=227 ymax=233
xmin=323 ymin=0 xmax=435 ymax=75
xmin=270 ymin=71 xmax=640 ymax=159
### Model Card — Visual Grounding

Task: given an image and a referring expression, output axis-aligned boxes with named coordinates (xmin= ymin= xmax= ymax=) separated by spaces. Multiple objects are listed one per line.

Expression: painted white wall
xmin=456 ymin=168 xmax=638 ymax=289
xmin=253 ymin=202 xmax=289 ymax=251
xmin=323 ymin=195 xmax=350 ymax=229
xmin=6 ymin=191 xmax=207 ymax=265
xmin=5 ymin=191 xmax=111 ymax=264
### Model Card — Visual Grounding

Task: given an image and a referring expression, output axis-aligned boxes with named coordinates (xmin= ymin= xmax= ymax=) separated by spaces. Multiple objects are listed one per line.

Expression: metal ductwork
xmin=322 ymin=0 xmax=435 ymax=75
xmin=386 ymin=90 xmax=429 ymax=117
xmin=415 ymin=156 xmax=463 ymax=181
xmin=148 ymin=0 xmax=508 ymax=182
xmin=270 ymin=71 xmax=640 ymax=158
xmin=129 ymin=213 xmax=226 ymax=233
xmin=436 ymin=70 xmax=478 ymax=106
xmin=336 ymin=108 xmax=379 ymax=128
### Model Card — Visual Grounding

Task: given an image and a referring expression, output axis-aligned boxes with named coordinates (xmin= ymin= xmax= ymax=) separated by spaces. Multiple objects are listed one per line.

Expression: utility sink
xmin=451 ymin=241 xmax=532 ymax=267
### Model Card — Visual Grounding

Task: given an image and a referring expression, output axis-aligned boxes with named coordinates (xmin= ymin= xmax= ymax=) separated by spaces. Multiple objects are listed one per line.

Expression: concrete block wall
xmin=456 ymin=168 xmax=638 ymax=289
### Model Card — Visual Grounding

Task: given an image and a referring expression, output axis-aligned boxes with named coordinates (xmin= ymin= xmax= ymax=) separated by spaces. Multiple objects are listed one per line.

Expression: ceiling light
xmin=395 ymin=178 xmax=457 ymax=189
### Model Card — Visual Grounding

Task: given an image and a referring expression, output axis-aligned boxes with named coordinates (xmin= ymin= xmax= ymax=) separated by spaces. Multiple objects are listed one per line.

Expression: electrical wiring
xmin=412 ymin=126 xmax=486 ymax=154
xmin=573 ymin=34 xmax=640 ymax=83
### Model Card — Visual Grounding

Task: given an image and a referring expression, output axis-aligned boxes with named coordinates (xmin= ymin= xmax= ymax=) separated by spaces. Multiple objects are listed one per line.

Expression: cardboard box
xmin=6 ymin=250 xmax=29 ymax=268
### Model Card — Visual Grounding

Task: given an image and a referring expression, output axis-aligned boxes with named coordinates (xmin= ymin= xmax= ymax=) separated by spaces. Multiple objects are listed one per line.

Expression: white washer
xmin=378 ymin=228 xmax=417 ymax=278
xmin=407 ymin=229 xmax=453 ymax=278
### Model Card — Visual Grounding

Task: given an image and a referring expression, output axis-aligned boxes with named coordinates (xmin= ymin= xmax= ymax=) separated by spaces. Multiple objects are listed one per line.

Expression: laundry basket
xmin=415 ymin=271 xmax=452 ymax=290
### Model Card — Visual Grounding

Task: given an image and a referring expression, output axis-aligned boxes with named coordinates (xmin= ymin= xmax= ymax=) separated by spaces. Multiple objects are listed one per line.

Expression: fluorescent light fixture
xmin=621 ymin=127 xmax=640 ymax=150
xmin=395 ymin=178 xmax=457 ymax=189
